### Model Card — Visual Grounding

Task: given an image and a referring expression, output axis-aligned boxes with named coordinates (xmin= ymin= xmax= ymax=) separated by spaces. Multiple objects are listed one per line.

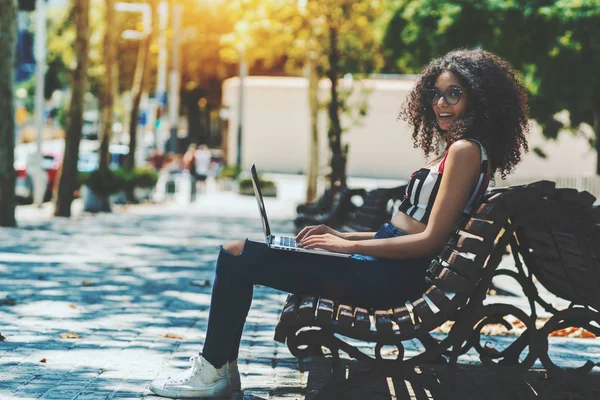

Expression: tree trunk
xmin=54 ymin=0 xmax=90 ymax=218
xmin=327 ymin=26 xmax=346 ymax=190
xmin=595 ymin=110 xmax=600 ymax=176
xmin=305 ymin=53 xmax=319 ymax=204
xmin=99 ymin=0 xmax=117 ymax=174
xmin=0 ymin=0 xmax=17 ymax=227
xmin=126 ymin=0 xmax=156 ymax=172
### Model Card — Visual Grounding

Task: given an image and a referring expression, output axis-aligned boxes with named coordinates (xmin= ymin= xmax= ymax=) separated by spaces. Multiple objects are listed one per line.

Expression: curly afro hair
xmin=399 ymin=49 xmax=529 ymax=180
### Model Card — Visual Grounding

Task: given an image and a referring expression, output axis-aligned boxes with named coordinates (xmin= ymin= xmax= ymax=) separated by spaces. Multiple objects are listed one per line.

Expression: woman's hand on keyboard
xmin=295 ymin=225 xmax=345 ymax=243
xmin=297 ymin=233 xmax=355 ymax=254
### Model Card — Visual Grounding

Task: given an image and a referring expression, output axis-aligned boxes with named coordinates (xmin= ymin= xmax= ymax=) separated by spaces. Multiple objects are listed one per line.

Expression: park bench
xmin=296 ymin=187 xmax=338 ymax=215
xmin=274 ymin=181 xmax=600 ymax=397
xmin=337 ymin=185 xmax=407 ymax=232
xmin=294 ymin=187 xmax=367 ymax=231
xmin=294 ymin=185 xmax=407 ymax=233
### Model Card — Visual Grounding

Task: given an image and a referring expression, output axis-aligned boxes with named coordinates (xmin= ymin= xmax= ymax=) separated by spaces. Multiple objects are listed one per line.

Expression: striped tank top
xmin=397 ymin=139 xmax=489 ymax=224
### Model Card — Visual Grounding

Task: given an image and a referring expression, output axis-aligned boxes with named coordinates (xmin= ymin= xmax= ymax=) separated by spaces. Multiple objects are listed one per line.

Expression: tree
xmin=99 ymin=0 xmax=117 ymax=174
xmin=0 ymin=0 xmax=17 ymax=227
xmin=55 ymin=0 xmax=91 ymax=217
xmin=221 ymin=0 xmax=387 ymax=192
xmin=125 ymin=0 xmax=156 ymax=173
xmin=383 ymin=0 xmax=600 ymax=174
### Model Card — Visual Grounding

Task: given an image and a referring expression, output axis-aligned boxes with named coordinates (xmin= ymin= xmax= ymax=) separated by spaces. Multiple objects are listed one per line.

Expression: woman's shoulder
xmin=442 ymin=140 xmax=484 ymax=171
xmin=447 ymin=139 xmax=482 ymax=157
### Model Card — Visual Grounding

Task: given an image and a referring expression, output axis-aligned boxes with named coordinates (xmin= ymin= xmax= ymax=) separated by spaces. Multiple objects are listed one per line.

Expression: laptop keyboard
xmin=279 ymin=236 xmax=297 ymax=248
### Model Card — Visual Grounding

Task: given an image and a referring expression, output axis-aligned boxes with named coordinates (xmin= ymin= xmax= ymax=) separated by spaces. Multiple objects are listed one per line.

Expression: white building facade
xmin=222 ymin=76 xmax=597 ymax=184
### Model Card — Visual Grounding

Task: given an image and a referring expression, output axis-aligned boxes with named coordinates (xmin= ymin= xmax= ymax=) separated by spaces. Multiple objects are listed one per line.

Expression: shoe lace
xmin=169 ymin=355 xmax=202 ymax=384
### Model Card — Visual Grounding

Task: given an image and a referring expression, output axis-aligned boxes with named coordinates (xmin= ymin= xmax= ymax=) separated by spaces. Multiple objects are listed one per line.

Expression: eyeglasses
xmin=424 ymin=87 xmax=463 ymax=105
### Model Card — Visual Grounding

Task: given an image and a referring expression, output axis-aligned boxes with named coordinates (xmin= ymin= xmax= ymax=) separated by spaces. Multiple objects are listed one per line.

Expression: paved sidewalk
xmin=1 ymin=178 xmax=599 ymax=399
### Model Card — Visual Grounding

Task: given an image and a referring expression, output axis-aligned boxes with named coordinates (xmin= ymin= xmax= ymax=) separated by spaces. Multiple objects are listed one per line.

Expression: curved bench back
xmin=512 ymin=185 xmax=600 ymax=311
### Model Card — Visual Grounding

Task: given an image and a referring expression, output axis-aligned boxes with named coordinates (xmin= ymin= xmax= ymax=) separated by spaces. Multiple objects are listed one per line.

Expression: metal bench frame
xmin=275 ymin=181 xmax=600 ymax=396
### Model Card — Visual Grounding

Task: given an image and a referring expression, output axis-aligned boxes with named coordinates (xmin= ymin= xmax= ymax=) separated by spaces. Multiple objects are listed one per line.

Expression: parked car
xmin=14 ymin=152 xmax=59 ymax=204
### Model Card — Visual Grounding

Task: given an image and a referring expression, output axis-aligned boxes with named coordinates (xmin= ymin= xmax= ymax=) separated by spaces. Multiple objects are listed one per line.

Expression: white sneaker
xmin=227 ymin=359 xmax=241 ymax=391
xmin=149 ymin=355 xmax=232 ymax=398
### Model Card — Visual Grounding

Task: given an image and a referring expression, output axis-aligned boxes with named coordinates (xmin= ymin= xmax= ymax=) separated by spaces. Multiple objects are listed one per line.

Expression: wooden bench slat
xmin=448 ymin=233 xmax=489 ymax=256
xmin=392 ymin=306 xmax=415 ymax=335
xmin=374 ymin=310 xmax=394 ymax=334
xmin=520 ymin=227 xmax=554 ymax=247
xmin=534 ymin=271 xmax=584 ymax=301
xmin=527 ymin=254 xmax=567 ymax=278
xmin=316 ymin=298 xmax=335 ymax=323
xmin=336 ymin=304 xmax=354 ymax=328
xmin=555 ymin=188 xmax=596 ymax=208
xmin=529 ymin=247 xmax=562 ymax=265
xmin=436 ymin=250 xmax=480 ymax=278
xmin=462 ymin=218 xmax=498 ymax=240
xmin=280 ymin=294 xmax=301 ymax=325
xmin=590 ymin=206 xmax=600 ymax=224
xmin=471 ymin=202 xmax=506 ymax=221
xmin=298 ymin=296 xmax=318 ymax=322
xmin=552 ymin=232 xmax=582 ymax=254
xmin=424 ymin=285 xmax=452 ymax=312
xmin=412 ymin=297 xmax=436 ymax=324
xmin=353 ymin=307 xmax=371 ymax=333
xmin=428 ymin=266 xmax=470 ymax=294
xmin=526 ymin=180 xmax=557 ymax=194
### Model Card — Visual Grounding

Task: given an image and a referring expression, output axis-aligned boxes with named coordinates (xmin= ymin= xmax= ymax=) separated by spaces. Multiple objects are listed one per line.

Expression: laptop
xmin=250 ymin=164 xmax=352 ymax=258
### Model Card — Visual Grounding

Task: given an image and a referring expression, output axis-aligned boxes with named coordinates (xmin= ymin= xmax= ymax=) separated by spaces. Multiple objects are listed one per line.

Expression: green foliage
xmin=219 ymin=164 xmax=241 ymax=180
xmin=80 ymin=168 xmax=159 ymax=195
xmin=130 ymin=168 xmax=159 ymax=188
xmin=383 ymin=0 xmax=600 ymax=170
xmin=238 ymin=177 xmax=275 ymax=191
xmin=80 ymin=169 xmax=127 ymax=196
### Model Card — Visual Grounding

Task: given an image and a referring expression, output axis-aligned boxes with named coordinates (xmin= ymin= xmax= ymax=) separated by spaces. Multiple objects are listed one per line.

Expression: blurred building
xmin=223 ymin=76 xmax=597 ymax=183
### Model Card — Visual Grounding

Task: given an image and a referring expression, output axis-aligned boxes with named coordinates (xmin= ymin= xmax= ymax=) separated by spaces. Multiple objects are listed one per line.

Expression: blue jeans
xmin=202 ymin=222 xmax=431 ymax=368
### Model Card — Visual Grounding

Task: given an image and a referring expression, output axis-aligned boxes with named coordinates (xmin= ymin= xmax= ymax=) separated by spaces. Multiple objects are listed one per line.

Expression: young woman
xmin=149 ymin=49 xmax=529 ymax=398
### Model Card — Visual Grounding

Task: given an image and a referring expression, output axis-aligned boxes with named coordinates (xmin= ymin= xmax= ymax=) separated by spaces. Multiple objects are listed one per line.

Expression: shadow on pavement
xmin=302 ymin=358 xmax=600 ymax=399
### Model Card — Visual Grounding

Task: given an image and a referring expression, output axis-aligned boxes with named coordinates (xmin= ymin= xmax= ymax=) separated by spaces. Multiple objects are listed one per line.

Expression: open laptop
xmin=250 ymin=164 xmax=352 ymax=258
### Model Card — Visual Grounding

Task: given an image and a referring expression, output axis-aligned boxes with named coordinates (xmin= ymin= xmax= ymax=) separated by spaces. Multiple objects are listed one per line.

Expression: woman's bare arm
xmin=300 ymin=140 xmax=485 ymax=259
xmin=341 ymin=231 xmax=377 ymax=240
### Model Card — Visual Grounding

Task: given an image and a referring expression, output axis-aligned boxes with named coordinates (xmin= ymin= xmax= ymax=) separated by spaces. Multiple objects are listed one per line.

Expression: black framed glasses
xmin=424 ymin=87 xmax=463 ymax=105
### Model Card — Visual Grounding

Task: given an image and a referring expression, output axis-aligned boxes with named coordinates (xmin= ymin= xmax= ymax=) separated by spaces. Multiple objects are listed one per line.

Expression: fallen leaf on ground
xmin=0 ymin=333 xmax=6 ymax=341
xmin=434 ymin=318 xmax=597 ymax=339
xmin=163 ymin=332 xmax=185 ymax=340
xmin=68 ymin=304 xmax=77 ymax=309
xmin=189 ymin=280 xmax=211 ymax=287
xmin=59 ymin=332 xmax=81 ymax=339
xmin=549 ymin=327 xmax=596 ymax=339
xmin=40 ymin=358 xmax=47 ymax=363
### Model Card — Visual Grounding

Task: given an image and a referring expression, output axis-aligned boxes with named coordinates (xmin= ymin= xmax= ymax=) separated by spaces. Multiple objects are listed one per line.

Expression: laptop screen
xmin=250 ymin=164 xmax=271 ymax=241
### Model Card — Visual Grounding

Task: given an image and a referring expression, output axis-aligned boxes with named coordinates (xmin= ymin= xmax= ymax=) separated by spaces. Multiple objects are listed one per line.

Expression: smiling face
xmin=430 ymin=71 xmax=469 ymax=131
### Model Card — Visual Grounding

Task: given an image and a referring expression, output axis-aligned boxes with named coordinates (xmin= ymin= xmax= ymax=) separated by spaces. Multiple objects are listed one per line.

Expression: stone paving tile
xmin=1 ymin=201 xmax=600 ymax=400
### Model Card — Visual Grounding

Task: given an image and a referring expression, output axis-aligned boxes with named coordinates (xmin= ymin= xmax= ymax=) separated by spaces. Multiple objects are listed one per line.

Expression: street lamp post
xmin=33 ymin=0 xmax=46 ymax=207
xmin=155 ymin=0 xmax=168 ymax=152
xmin=115 ymin=2 xmax=152 ymax=164
xmin=168 ymin=4 xmax=183 ymax=154
xmin=236 ymin=44 xmax=246 ymax=169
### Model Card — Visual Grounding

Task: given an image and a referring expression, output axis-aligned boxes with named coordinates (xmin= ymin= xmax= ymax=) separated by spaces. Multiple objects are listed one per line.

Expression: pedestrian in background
xmin=194 ymin=144 xmax=212 ymax=194
xmin=183 ymin=144 xmax=197 ymax=201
